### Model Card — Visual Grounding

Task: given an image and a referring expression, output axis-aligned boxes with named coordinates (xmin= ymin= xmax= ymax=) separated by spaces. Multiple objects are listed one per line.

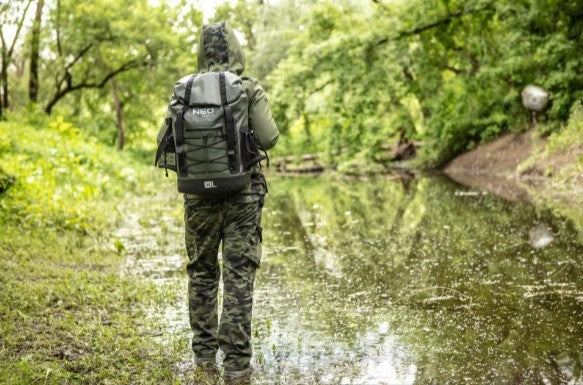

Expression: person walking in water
xmin=155 ymin=21 xmax=278 ymax=383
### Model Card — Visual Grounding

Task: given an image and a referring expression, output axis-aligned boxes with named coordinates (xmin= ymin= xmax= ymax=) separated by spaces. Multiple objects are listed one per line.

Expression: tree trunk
xmin=110 ymin=79 xmax=125 ymax=151
xmin=29 ymin=0 xmax=45 ymax=103
xmin=0 ymin=0 xmax=34 ymax=111
xmin=0 ymin=48 xmax=6 ymax=117
xmin=1 ymin=59 xmax=8 ymax=110
xmin=1 ymin=42 xmax=7 ymax=110
xmin=0 ymin=66 xmax=3 ymax=117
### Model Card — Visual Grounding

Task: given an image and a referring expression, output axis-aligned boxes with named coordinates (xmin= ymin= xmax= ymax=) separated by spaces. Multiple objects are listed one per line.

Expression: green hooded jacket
xmin=157 ymin=21 xmax=279 ymax=199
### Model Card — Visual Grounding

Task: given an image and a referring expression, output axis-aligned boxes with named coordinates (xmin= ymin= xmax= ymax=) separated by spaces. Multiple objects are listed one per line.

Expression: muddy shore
xmin=443 ymin=129 xmax=582 ymax=203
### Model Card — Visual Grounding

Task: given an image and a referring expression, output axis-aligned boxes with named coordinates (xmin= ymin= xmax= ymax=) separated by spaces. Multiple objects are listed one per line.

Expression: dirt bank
xmin=444 ymin=130 xmax=535 ymax=178
xmin=443 ymin=128 xmax=583 ymax=227
xmin=443 ymin=128 xmax=582 ymax=201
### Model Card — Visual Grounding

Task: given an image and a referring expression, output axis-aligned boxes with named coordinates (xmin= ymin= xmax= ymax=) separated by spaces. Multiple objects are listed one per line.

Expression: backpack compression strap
xmin=219 ymin=72 xmax=237 ymax=173
xmin=175 ymin=74 xmax=197 ymax=176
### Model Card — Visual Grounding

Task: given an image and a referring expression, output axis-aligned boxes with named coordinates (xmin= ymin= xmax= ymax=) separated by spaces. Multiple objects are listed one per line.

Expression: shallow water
xmin=118 ymin=174 xmax=583 ymax=385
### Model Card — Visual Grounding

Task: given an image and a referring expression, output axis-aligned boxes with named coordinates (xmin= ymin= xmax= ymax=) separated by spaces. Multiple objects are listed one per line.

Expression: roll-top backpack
xmin=155 ymin=71 xmax=266 ymax=196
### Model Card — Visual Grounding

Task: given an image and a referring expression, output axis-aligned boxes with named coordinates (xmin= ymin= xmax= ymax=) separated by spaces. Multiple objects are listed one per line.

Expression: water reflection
xmin=120 ymin=175 xmax=583 ymax=384
xmin=254 ymin=175 xmax=583 ymax=384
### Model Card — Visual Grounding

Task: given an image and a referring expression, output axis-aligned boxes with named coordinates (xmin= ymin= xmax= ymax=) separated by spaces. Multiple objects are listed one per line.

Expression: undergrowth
xmin=0 ymin=115 xmax=186 ymax=384
xmin=0 ymin=114 xmax=145 ymax=233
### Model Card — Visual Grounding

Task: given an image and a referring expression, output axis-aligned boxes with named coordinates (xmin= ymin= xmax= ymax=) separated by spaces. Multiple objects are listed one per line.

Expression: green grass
xmin=0 ymin=115 xmax=145 ymax=233
xmin=518 ymin=101 xmax=583 ymax=187
xmin=0 ymin=115 xmax=190 ymax=384
xmin=545 ymin=102 xmax=583 ymax=155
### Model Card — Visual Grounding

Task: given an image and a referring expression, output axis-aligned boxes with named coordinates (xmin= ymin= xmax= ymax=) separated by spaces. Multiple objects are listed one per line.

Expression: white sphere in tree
xmin=521 ymin=85 xmax=549 ymax=112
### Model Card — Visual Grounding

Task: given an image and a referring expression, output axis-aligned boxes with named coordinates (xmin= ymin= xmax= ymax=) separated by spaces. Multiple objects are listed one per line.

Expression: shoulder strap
xmin=220 ymin=72 xmax=237 ymax=172
xmin=175 ymin=74 xmax=197 ymax=175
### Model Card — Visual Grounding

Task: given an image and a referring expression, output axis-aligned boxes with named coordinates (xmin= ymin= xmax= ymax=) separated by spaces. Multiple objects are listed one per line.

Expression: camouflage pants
xmin=184 ymin=197 xmax=263 ymax=372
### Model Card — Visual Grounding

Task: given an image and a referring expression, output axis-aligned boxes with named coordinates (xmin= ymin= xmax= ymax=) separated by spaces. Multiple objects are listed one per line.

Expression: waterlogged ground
xmin=116 ymin=174 xmax=583 ymax=385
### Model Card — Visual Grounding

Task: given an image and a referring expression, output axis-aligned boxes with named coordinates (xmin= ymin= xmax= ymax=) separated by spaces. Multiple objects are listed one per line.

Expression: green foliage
xmin=2 ymin=0 xmax=202 ymax=151
xmin=519 ymin=101 xmax=583 ymax=188
xmin=256 ymin=0 xmax=582 ymax=167
xmin=2 ymin=0 xmax=581 ymax=166
xmin=546 ymin=102 xmax=583 ymax=154
xmin=0 ymin=114 xmax=148 ymax=233
xmin=42 ymin=0 xmax=202 ymax=149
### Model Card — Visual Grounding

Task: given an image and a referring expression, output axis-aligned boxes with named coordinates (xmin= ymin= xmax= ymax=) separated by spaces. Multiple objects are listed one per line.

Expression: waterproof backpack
xmin=155 ymin=72 xmax=266 ymax=195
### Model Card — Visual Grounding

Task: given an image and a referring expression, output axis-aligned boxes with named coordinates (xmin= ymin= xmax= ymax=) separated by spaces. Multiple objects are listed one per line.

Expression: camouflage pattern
xmin=201 ymin=22 xmax=229 ymax=69
xmin=198 ymin=22 xmax=245 ymax=77
xmin=184 ymin=196 xmax=263 ymax=372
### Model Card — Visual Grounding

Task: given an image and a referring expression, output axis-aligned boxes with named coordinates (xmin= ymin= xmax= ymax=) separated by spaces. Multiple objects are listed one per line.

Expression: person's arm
xmin=248 ymin=80 xmax=279 ymax=150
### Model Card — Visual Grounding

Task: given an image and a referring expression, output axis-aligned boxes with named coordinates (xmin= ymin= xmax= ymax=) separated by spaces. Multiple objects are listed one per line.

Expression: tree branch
xmin=444 ymin=65 xmax=462 ymax=75
xmin=376 ymin=3 xmax=495 ymax=46
xmin=0 ymin=28 xmax=6 ymax=57
xmin=370 ymin=0 xmax=391 ymax=12
xmin=7 ymin=0 xmax=34 ymax=58
xmin=56 ymin=0 xmax=62 ymax=56
xmin=54 ymin=43 xmax=93 ymax=90
xmin=45 ymin=59 xmax=142 ymax=114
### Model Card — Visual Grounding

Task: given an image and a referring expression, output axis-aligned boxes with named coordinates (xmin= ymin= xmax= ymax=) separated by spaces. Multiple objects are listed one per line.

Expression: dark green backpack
xmin=155 ymin=71 xmax=265 ymax=195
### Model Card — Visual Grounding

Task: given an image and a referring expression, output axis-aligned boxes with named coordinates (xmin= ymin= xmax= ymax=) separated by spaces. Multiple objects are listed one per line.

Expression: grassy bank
xmin=518 ymin=102 xmax=583 ymax=188
xmin=518 ymin=102 xmax=583 ymax=235
xmin=0 ymin=116 xmax=186 ymax=384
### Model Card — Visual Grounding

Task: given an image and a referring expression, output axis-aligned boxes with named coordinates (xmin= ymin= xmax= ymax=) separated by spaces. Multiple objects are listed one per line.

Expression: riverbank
xmin=443 ymin=128 xmax=582 ymax=199
xmin=442 ymin=104 xmax=583 ymax=235
xmin=0 ymin=117 xmax=188 ymax=384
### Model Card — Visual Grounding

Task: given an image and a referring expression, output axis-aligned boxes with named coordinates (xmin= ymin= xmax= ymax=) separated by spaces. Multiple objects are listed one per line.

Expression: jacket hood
xmin=197 ymin=21 xmax=245 ymax=75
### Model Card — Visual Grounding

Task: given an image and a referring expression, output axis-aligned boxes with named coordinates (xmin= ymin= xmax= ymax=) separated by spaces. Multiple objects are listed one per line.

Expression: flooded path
xmin=116 ymin=174 xmax=583 ymax=384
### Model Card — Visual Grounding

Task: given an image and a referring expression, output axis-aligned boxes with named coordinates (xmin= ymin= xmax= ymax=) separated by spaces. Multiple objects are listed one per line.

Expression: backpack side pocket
xmin=240 ymin=126 xmax=266 ymax=170
xmin=155 ymin=117 xmax=177 ymax=175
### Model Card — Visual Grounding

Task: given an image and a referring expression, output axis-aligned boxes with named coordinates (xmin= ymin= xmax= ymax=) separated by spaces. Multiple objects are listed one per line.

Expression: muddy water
xmin=118 ymin=175 xmax=583 ymax=385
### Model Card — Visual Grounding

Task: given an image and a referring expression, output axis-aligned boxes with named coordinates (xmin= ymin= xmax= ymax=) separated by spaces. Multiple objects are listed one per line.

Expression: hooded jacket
xmin=158 ymin=21 xmax=279 ymax=199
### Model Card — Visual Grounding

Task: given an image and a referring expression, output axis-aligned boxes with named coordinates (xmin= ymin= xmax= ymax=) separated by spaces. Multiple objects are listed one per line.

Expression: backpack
xmin=155 ymin=71 xmax=266 ymax=195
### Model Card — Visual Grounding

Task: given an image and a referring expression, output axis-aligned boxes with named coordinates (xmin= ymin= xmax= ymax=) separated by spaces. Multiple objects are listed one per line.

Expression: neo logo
xmin=204 ymin=181 xmax=217 ymax=189
xmin=193 ymin=108 xmax=215 ymax=116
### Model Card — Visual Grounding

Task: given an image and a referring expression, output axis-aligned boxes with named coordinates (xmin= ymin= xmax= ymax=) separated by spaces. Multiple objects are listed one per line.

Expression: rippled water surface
xmin=118 ymin=175 xmax=583 ymax=384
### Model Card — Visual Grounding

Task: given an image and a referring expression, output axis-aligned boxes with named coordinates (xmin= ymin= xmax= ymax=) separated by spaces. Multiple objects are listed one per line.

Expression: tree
xmin=42 ymin=0 xmax=152 ymax=114
xmin=263 ymin=0 xmax=583 ymax=166
xmin=28 ymin=0 xmax=44 ymax=103
xmin=0 ymin=0 xmax=33 ymax=114
xmin=38 ymin=0 xmax=202 ymax=147
xmin=110 ymin=78 xmax=124 ymax=150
